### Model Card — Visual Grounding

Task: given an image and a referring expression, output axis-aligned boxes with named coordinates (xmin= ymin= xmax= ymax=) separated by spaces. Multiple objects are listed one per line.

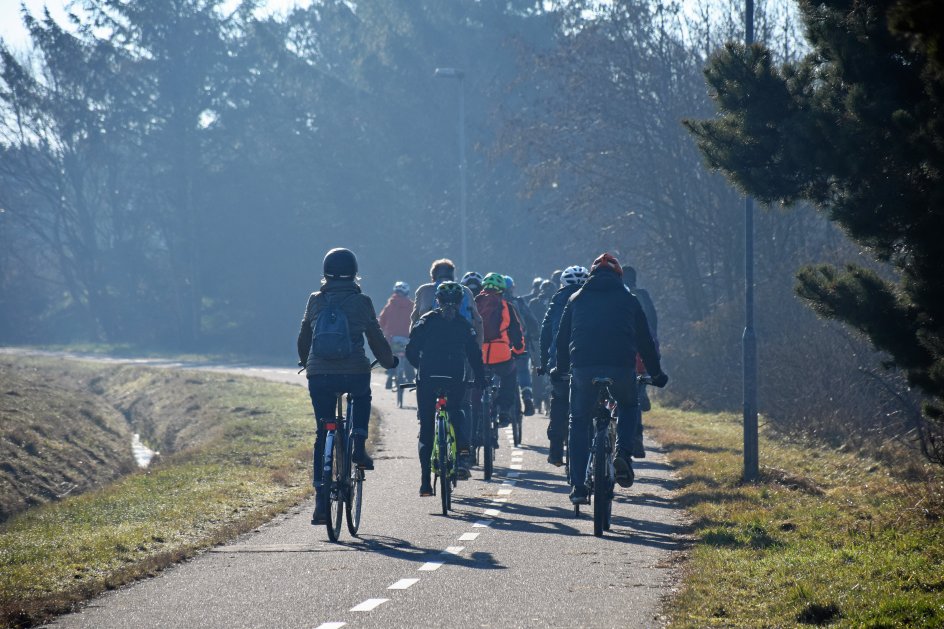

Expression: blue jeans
xmin=568 ymin=366 xmax=638 ymax=487
xmin=514 ymin=353 xmax=533 ymax=391
xmin=308 ymin=373 xmax=372 ymax=486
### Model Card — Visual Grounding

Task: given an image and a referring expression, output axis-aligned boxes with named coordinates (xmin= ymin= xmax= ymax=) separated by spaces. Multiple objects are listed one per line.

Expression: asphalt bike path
xmin=42 ymin=363 xmax=687 ymax=629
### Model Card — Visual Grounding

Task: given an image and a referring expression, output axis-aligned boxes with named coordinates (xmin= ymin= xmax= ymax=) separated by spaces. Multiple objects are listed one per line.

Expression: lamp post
xmin=434 ymin=67 xmax=468 ymax=273
xmin=743 ymin=0 xmax=759 ymax=482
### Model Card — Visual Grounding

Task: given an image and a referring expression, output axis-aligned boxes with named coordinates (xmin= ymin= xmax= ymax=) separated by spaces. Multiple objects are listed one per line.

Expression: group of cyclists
xmin=298 ymin=247 xmax=667 ymax=524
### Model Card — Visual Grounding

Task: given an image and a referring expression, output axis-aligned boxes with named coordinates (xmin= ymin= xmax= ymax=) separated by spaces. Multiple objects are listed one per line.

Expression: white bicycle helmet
xmin=393 ymin=281 xmax=411 ymax=295
xmin=460 ymin=271 xmax=483 ymax=287
xmin=560 ymin=265 xmax=590 ymax=287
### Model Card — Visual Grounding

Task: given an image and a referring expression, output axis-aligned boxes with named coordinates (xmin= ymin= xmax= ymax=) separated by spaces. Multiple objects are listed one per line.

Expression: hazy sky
xmin=0 ymin=0 xmax=312 ymax=51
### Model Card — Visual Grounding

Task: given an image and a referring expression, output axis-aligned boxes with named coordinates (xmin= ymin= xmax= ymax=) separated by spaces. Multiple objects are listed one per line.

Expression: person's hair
xmin=621 ymin=265 xmax=637 ymax=287
xmin=430 ymin=258 xmax=456 ymax=281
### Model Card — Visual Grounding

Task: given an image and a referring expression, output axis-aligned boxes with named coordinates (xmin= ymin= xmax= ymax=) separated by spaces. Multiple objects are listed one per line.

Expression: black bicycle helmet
xmin=435 ymin=281 xmax=464 ymax=305
xmin=323 ymin=248 xmax=358 ymax=280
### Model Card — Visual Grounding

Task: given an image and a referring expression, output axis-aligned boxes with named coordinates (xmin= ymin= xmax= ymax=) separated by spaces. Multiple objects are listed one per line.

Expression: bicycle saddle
xmin=591 ymin=377 xmax=613 ymax=386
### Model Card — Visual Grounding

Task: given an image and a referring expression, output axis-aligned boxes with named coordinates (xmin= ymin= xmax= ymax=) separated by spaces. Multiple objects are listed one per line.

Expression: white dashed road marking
xmin=350 ymin=599 xmax=389 ymax=612
xmin=472 ymin=520 xmax=492 ymax=528
xmin=388 ymin=578 xmax=419 ymax=590
xmin=419 ymin=561 xmax=444 ymax=571
xmin=459 ymin=532 xmax=479 ymax=541
xmin=443 ymin=546 xmax=465 ymax=555
xmin=315 ymin=623 xmax=346 ymax=629
xmin=483 ymin=508 xmax=501 ymax=516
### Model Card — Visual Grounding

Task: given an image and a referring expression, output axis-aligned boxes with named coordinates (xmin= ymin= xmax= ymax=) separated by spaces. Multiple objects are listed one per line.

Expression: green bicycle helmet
xmin=435 ymin=281 xmax=464 ymax=305
xmin=482 ymin=272 xmax=506 ymax=292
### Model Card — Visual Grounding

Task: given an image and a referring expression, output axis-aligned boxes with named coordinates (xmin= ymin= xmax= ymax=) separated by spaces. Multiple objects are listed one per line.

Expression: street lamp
xmin=434 ymin=66 xmax=468 ymax=273
xmin=743 ymin=0 xmax=759 ymax=482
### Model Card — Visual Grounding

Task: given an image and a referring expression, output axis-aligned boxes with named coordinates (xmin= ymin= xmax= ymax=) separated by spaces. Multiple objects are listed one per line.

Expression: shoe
xmin=457 ymin=452 xmax=472 ymax=480
xmin=385 ymin=376 xmax=393 ymax=390
xmin=352 ymin=438 xmax=374 ymax=470
xmin=497 ymin=414 xmax=510 ymax=428
xmin=547 ymin=442 xmax=564 ymax=467
xmin=311 ymin=491 xmax=328 ymax=524
xmin=420 ymin=467 xmax=433 ymax=495
xmin=631 ymin=439 xmax=646 ymax=459
xmin=523 ymin=398 xmax=535 ymax=416
xmin=613 ymin=449 xmax=635 ymax=488
xmin=569 ymin=485 xmax=590 ymax=505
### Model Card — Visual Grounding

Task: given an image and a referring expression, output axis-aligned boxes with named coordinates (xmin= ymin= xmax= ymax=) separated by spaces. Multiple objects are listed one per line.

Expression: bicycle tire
xmin=483 ymin=431 xmax=494 ymax=480
xmin=438 ymin=420 xmax=449 ymax=515
xmin=512 ymin=410 xmax=522 ymax=447
xmin=345 ymin=455 xmax=363 ymax=535
xmin=396 ymin=382 xmax=404 ymax=408
xmin=592 ymin=435 xmax=609 ymax=537
xmin=325 ymin=431 xmax=344 ymax=542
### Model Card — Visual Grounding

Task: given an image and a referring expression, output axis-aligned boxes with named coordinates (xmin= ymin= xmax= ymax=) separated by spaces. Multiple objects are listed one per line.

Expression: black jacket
xmin=539 ymin=283 xmax=581 ymax=370
xmin=555 ymin=270 xmax=661 ymax=374
xmin=406 ymin=308 xmax=486 ymax=383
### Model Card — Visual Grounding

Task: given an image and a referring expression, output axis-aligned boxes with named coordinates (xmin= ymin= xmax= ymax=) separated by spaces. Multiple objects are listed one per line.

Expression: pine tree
xmin=686 ymin=0 xmax=944 ymax=463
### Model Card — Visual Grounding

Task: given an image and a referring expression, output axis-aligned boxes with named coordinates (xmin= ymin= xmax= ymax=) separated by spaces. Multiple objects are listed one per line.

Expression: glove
xmin=650 ymin=371 xmax=668 ymax=388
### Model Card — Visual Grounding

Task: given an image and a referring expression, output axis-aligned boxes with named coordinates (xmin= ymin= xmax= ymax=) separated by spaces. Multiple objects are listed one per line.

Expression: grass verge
xmin=0 ymin=357 xmax=335 ymax=628
xmin=646 ymin=406 xmax=944 ymax=628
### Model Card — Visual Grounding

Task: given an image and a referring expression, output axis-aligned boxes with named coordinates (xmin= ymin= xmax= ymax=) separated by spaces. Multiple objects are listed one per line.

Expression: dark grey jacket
xmin=297 ymin=280 xmax=395 ymax=376
xmin=555 ymin=271 xmax=661 ymax=375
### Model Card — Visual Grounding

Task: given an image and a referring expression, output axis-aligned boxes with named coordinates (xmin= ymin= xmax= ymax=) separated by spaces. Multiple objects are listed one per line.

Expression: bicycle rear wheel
xmin=512 ymin=409 xmax=522 ymax=447
xmin=345 ymin=449 xmax=364 ymax=535
xmin=325 ymin=432 xmax=344 ymax=542
xmin=438 ymin=422 xmax=450 ymax=515
xmin=592 ymin=436 xmax=609 ymax=537
xmin=483 ymin=429 xmax=494 ymax=481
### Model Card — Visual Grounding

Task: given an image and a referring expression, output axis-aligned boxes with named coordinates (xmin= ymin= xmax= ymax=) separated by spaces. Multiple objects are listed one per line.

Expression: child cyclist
xmin=406 ymin=281 xmax=486 ymax=496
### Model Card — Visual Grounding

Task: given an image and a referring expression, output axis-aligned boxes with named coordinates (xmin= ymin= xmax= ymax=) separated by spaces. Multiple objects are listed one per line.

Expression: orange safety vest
xmin=477 ymin=292 xmax=513 ymax=365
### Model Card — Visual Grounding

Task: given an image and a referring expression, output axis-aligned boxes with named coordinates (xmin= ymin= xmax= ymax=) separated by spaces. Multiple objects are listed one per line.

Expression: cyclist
xmin=623 ymin=264 xmax=659 ymax=458
xmin=412 ymin=259 xmax=482 ymax=343
xmin=524 ymin=276 xmax=543 ymax=303
xmin=529 ymin=279 xmax=555 ymax=324
xmin=475 ymin=273 xmax=523 ymax=429
xmin=552 ymin=253 xmax=667 ymax=505
xmin=461 ymin=271 xmax=484 ymax=297
xmin=378 ymin=281 xmax=415 ymax=389
xmin=505 ymin=275 xmax=540 ymax=416
xmin=537 ymin=265 xmax=589 ymax=466
xmin=297 ymin=247 xmax=398 ymax=524
xmin=405 ymin=281 xmax=486 ymax=495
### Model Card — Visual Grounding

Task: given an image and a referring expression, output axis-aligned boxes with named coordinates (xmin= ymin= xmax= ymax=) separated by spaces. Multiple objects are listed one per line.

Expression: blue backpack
xmin=310 ymin=293 xmax=355 ymax=360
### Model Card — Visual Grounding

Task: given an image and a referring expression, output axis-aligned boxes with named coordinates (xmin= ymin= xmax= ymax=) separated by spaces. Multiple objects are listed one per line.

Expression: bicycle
xmin=475 ymin=370 xmax=499 ymax=481
xmin=510 ymin=383 xmax=523 ymax=447
xmin=316 ymin=359 xmax=382 ymax=542
xmin=399 ymin=377 xmax=459 ymax=515
xmin=574 ymin=377 xmax=618 ymax=537
xmin=429 ymin=377 xmax=458 ymax=515
xmin=389 ymin=336 xmax=412 ymax=408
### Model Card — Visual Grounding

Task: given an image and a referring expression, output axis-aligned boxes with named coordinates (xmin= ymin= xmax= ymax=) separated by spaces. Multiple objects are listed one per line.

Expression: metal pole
xmin=458 ymin=75 xmax=468 ymax=273
xmin=743 ymin=0 xmax=759 ymax=482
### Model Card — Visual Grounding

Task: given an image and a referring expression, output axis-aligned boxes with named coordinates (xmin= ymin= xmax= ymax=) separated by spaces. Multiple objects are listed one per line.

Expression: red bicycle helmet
xmin=590 ymin=252 xmax=623 ymax=276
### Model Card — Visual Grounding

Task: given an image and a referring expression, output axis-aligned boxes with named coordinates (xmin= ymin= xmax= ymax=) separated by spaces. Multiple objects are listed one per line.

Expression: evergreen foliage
xmin=686 ymin=0 xmax=944 ymax=463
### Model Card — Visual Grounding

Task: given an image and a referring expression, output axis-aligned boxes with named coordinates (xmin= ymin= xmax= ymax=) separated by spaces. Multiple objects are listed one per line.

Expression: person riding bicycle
xmin=412 ymin=259 xmax=483 ymax=343
xmin=297 ymin=248 xmax=398 ymax=525
xmin=405 ymin=281 xmax=486 ymax=495
xmin=552 ymin=253 xmax=667 ymax=505
xmin=505 ymin=275 xmax=540 ymax=416
xmin=378 ymin=281 xmax=415 ymax=389
xmin=475 ymin=273 xmax=524 ymax=429
xmin=537 ymin=264 xmax=589 ymax=466
xmin=524 ymin=276 xmax=543 ymax=303
xmin=529 ymin=279 xmax=555 ymax=324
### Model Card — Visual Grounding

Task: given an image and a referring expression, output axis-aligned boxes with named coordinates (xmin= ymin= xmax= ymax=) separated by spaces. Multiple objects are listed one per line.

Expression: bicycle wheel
xmin=592 ymin=435 xmax=609 ymax=537
xmin=512 ymin=408 xmax=522 ymax=447
xmin=325 ymin=432 xmax=344 ymax=542
xmin=345 ymin=436 xmax=364 ymax=535
xmin=483 ymin=418 xmax=494 ymax=481
xmin=438 ymin=420 xmax=449 ymax=515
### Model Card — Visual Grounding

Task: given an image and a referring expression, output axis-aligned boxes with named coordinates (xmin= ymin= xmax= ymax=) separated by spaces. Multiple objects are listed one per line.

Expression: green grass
xmin=0 ymin=358 xmax=320 ymax=627
xmin=647 ymin=407 xmax=944 ymax=627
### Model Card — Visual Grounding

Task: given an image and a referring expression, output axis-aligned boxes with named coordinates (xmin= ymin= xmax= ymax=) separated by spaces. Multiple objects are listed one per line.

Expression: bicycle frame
xmin=477 ymin=371 xmax=500 ymax=480
xmin=320 ymin=393 xmax=361 ymax=541
xmin=581 ymin=378 xmax=617 ymax=536
xmin=430 ymin=387 xmax=458 ymax=514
